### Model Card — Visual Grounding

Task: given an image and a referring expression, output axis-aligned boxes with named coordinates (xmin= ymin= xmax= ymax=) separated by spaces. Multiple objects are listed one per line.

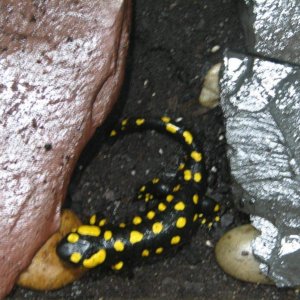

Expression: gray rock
xmin=220 ymin=51 xmax=300 ymax=287
xmin=239 ymin=0 xmax=300 ymax=64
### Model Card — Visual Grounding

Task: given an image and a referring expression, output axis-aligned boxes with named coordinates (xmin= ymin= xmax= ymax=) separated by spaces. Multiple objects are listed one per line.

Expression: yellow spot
xmin=176 ymin=217 xmax=187 ymax=228
xmin=155 ymin=247 xmax=164 ymax=254
xmin=193 ymin=214 xmax=198 ymax=221
xmin=191 ymin=151 xmax=202 ymax=162
xmin=142 ymin=249 xmax=150 ymax=257
xmin=193 ymin=194 xmax=199 ymax=205
xmin=99 ymin=219 xmax=107 ymax=227
xmin=130 ymin=231 xmax=144 ymax=244
xmin=171 ymin=236 xmax=181 ymax=245
xmin=215 ymin=216 xmax=221 ymax=222
xmin=158 ymin=202 xmax=167 ymax=211
xmin=145 ymin=194 xmax=150 ymax=202
xmin=194 ymin=172 xmax=202 ymax=182
xmin=119 ymin=223 xmax=126 ymax=228
xmin=121 ymin=119 xmax=128 ymax=126
xmin=166 ymin=123 xmax=179 ymax=134
xmin=136 ymin=118 xmax=145 ymax=126
xmin=70 ymin=252 xmax=82 ymax=263
xmin=199 ymin=213 xmax=204 ymax=218
xmin=173 ymin=184 xmax=181 ymax=192
xmin=183 ymin=131 xmax=193 ymax=144
xmin=214 ymin=204 xmax=220 ymax=212
xmin=89 ymin=214 xmax=96 ymax=225
xmin=147 ymin=210 xmax=155 ymax=220
xmin=104 ymin=230 xmax=112 ymax=240
xmin=161 ymin=116 xmax=171 ymax=123
xmin=208 ymin=222 xmax=213 ymax=228
xmin=114 ymin=240 xmax=125 ymax=252
xmin=140 ymin=185 xmax=146 ymax=192
xmin=174 ymin=201 xmax=185 ymax=211
xmin=152 ymin=222 xmax=163 ymax=234
xmin=166 ymin=194 xmax=174 ymax=202
xmin=201 ymin=218 xmax=207 ymax=225
xmin=83 ymin=249 xmax=106 ymax=268
xmin=110 ymin=130 xmax=117 ymax=137
xmin=178 ymin=163 xmax=185 ymax=170
xmin=133 ymin=216 xmax=142 ymax=225
xmin=184 ymin=170 xmax=192 ymax=181
xmin=152 ymin=177 xmax=160 ymax=184
xmin=150 ymin=194 xmax=154 ymax=200
xmin=112 ymin=261 xmax=124 ymax=270
xmin=67 ymin=233 xmax=79 ymax=243
xmin=78 ymin=225 xmax=101 ymax=237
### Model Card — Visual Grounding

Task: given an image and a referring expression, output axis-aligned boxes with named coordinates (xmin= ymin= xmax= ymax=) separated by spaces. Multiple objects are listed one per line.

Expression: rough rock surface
xmin=220 ymin=51 xmax=300 ymax=287
xmin=0 ymin=1 xmax=130 ymax=298
xmin=235 ymin=0 xmax=300 ymax=287
xmin=239 ymin=0 xmax=300 ymax=64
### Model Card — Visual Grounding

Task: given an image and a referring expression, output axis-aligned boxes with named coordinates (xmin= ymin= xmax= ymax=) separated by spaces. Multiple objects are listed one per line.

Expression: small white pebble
xmin=211 ymin=45 xmax=220 ymax=53
xmin=145 ymin=169 xmax=150 ymax=175
xmin=159 ymin=148 xmax=164 ymax=155
xmin=152 ymin=92 xmax=156 ymax=97
xmin=131 ymin=170 xmax=136 ymax=176
xmin=211 ymin=166 xmax=218 ymax=173
xmin=205 ymin=240 xmax=214 ymax=248
xmin=175 ymin=117 xmax=183 ymax=122
xmin=144 ymin=79 xmax=149 ymax=86
xmin=218 ymin=135 xmax=224 ymax=141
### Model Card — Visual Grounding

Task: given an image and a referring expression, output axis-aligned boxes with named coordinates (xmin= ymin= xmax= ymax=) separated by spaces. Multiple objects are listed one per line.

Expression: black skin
xmin=57 ymin=117 xmax=221 ymax=270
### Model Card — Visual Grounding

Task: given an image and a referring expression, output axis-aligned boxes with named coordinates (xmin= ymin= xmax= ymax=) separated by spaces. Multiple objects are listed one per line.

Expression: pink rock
xmin=0 ymin=0 xmax=131 ymax=297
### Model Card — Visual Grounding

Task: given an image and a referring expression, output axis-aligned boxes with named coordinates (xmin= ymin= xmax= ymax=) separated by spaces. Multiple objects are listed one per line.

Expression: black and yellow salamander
xmin=57 ymin=117 xmax=221 ymax=270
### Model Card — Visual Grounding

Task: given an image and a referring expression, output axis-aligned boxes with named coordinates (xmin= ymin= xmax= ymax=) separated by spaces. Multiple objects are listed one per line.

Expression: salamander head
xmin=56 ymin=232 xmax=92 ymax=266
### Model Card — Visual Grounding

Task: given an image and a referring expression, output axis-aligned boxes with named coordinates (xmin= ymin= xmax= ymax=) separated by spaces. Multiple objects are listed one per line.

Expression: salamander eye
xmin=199 ymin=196 xmax=220 ymax=218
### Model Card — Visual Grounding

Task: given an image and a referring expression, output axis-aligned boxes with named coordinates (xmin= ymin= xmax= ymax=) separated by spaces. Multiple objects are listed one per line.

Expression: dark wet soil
xmin=8 ymin=0 xmax=299 ymax=299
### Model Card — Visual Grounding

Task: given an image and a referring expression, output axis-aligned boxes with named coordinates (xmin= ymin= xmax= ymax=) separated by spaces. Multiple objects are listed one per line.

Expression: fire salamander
xmin=57 ymin=117 xmax=221 ymax=270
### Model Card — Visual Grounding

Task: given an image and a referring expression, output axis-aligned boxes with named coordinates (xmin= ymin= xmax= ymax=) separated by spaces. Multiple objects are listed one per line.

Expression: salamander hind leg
xmin=135 ymin=176 xmax=176 ymax=203
xmin=197 ymin=196 xmax=222 ymax=229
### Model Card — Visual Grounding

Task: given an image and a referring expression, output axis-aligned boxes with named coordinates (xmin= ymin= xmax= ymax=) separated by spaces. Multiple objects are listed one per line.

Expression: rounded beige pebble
xmin=199 ymin=63 xmax=221 ymax=109
xmin=215 ymin=224 xmax=273 ymax=285
xmin=17 ymin=210 xmax=87 ymax=290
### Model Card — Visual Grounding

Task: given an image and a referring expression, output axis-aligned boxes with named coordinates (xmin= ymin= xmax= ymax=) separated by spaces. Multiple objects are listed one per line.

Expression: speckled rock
xmin=17 ymin=210 xmax=86 ymax=291
xmin=239 ymin=0 xmax=300 ymax=64
xmin=215 ymin=224 xmax=272 ymax=285
xmin=220 ymin=51 xmax=300 ymax=287
xmin=0 ymin=1 xmax=131 ymax=298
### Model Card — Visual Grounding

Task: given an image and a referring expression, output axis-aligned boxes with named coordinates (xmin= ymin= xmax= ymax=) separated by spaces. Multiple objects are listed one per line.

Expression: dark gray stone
xmin=239 ymin=0 xmax=300 ymax=64
xmin=220 ymin=51 xmax=300 ymax=287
